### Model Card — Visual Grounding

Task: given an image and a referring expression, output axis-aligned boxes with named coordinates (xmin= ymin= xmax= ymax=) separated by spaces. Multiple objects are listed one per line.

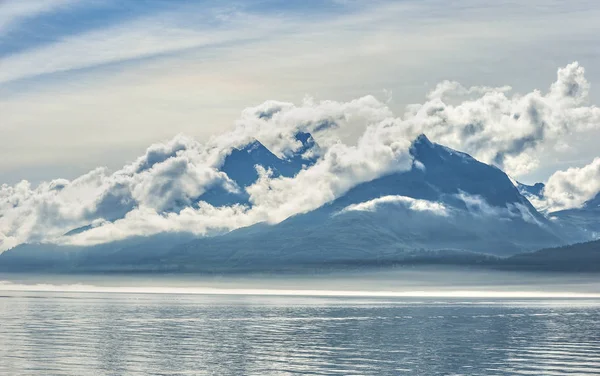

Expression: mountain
xmin=58 ymin=131 xmax=319 ymax=233
xmin=0 ymin=233 xmax=196 ymax=272
xmin=0 ymin=135 xmax=584 ymax=273
xmin=152 ymin=135 xmax=563 ymax=271
xmin=334 ymin=135 xmax=543 ymax=210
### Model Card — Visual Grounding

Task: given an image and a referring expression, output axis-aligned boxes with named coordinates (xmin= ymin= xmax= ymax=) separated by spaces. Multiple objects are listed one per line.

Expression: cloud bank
xmin=1 ymin=63 xmax=599 ymax=251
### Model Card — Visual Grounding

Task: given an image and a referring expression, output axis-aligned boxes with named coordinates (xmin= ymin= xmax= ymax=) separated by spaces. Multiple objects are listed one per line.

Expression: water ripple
xmin=0 ymin=292 xmax=599 ymax=375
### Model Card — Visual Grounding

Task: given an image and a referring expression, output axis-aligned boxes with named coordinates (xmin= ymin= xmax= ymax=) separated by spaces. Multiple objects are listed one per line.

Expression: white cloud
xmin=0 ymin=9 xmax=287 ymax=85
xmin=1 ymin=62 xmax=600 ymax=251
xmin=65 ymin=98 xmax=413 ymax=245
xmin=0 ymin=96 xmax=410 ymax=250
xmin=341 ymin=195 xmax=449 ymax=216
xmin=456 ymin=192 xmax=544 ymax=226
xmin=245 ymin=125 xmax=413 ymax=223
xmin=529 ymin=158 xmax=600 ymax=212
xmin=403 ymin=62 xmax=600 ymax=177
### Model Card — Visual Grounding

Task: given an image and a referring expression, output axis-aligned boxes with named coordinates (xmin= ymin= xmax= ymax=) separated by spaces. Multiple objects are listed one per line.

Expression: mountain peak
xmin=221 ymin=139 xmax=281 ymax=188
xmin=413 ymin=134 xmax=433 ymax=147
xmin=294 ymin=131 xmax=313 ymax=145
xmin=237 ymin=138 xmax=266 ymax=154
xmin=410 ymin=133 xmax=473 ymax=167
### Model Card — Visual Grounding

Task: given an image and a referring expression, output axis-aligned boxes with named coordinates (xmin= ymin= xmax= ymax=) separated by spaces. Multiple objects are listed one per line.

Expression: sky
xmin=1 ymin=0 xmax=600 ymax=185
xmin=1 ymin=0 xmax=600 ymax=251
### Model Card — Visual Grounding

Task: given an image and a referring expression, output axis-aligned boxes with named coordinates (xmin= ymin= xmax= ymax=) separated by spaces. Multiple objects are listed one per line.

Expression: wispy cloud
xmin=4 ymin=1 xmax=600 ymax=86
xmin=0 ymin=0 xmax=76 ymax=34
xmin=0 ymin=7 xmax=289 ymax=84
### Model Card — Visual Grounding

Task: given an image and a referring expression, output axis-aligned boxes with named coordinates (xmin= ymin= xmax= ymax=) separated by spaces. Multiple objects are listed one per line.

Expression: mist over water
xmin=1 ymin=267 xmax=600 ymax=297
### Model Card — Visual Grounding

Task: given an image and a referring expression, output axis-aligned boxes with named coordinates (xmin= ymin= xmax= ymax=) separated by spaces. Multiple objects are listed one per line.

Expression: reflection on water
xmin=1 ymin=292 xmax=599 ymax=375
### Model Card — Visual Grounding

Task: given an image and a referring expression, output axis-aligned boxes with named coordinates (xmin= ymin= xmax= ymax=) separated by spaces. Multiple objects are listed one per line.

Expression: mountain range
xmin=1 ymin=133 xmax=598 ymax=273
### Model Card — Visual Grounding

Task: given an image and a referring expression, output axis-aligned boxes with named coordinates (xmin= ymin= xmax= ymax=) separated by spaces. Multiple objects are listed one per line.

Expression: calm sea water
xmin=1 ymin=291 xmax=599 ymax=375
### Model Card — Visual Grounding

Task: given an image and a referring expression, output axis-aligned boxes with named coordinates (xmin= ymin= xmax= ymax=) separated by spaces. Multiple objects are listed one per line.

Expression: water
xmin=1 ymin=291 xmax=599 ymax=375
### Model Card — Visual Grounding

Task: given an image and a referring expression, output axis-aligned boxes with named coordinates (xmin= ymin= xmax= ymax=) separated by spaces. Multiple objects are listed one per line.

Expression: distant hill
xmin=503 ymin=239 xmax=600 ymax=272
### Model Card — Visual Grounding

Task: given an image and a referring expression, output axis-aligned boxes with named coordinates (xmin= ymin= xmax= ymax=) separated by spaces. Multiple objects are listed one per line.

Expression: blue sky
xmin=1 ymin=0 xmax=600 ymax=184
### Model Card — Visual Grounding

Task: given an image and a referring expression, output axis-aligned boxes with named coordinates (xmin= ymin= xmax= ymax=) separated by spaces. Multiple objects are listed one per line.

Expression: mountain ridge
xmin=2 ymin=134 xmax=590 ymax=273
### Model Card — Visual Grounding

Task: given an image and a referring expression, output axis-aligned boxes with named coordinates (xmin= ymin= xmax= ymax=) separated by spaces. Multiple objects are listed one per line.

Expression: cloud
xmin=340 ymin=192 xmax=545 ymax=227
xmin=0 ymin=6 xmax=290 ymax=85
xmin=0 ymin=96 xmax=409 ymax=250
xmin=455 ymin=192 xmax=543 ymax=226
xmin=245 ymin=125 xmax=413 ymax=223
xmin=341 ymin=195 xmax=449 ymax=216
xmin=402 ymin=62 xmax=600 ymax=176
xmin=65 ymin=100 xmax=413 ymax=245
xmin=529 ymin=158 xmax=600 ymax=212
xmin=1 ymin=62 xmax=599 ymax=251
